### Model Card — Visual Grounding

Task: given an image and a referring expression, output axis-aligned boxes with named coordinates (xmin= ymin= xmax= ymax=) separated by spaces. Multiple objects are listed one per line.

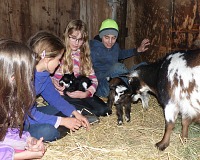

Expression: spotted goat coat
xmin=128 ymin=49 xmax=200 ymax=151
xmin=107 ymin=77 xmax=132 ymax=125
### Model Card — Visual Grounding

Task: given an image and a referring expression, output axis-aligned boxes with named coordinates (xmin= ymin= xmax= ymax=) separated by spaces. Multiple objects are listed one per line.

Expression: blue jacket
xmin=90 ymin=39 xmax=138 ymax=78
xmin=25 ymin=70 xmax=76 ymax=126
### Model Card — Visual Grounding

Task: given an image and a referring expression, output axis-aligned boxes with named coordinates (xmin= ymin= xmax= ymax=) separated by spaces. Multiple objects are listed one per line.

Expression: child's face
xmin=47 ymin=49 xmax=64 ymax=74
xmin=102 ymin=35 xmax=117 ymax=49
xmin=68 ymin=31 xmax=84 ymax=51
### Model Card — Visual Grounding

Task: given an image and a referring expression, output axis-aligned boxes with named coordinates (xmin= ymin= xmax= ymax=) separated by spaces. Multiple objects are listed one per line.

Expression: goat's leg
xmin=193 ymin=114 xmax=200 ymax=123
xmin=155 ymin=103 xmax=179 ymax=151
xmin=115 ymin=104 xmax=123 ymax=125
xmin=181 ymin=118 xmax=192 ymax=139
xmin=107 ymin=90 xmax=115 ymax=110
xmin=124 ymin=102 xmax=131 ymax=122
xmin=155 ymin=121 xmax=175 ymax=151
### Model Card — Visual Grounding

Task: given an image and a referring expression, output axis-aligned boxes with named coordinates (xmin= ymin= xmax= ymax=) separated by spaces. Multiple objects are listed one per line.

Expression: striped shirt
xmin=52 ymin=50 xmax=98 ymax=96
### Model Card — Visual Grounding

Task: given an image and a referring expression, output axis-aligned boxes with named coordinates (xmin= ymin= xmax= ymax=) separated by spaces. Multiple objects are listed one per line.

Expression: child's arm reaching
xmin=14 ymin=150 xmax=44 ymax=160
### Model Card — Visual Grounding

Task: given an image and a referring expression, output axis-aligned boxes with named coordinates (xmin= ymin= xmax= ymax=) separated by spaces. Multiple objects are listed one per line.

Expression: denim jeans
xmin=95 ymin=62 xmax=147 ymax=97
xmin=24 ymin=105 xmax=65 ymax=142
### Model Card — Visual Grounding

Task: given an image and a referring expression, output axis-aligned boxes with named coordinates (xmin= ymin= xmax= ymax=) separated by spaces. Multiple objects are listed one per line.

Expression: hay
xmin=42 ymin=96 xmax=200 ymax=160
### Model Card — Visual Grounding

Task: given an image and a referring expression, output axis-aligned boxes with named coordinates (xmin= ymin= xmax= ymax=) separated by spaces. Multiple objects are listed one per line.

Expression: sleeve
xmin=87 ymin=68 xmax=98 ymax=96
xmin=41 ymin=77 xmax=76 ymax=117
xmin=0 ymin=145 xmax=14 ymax=160
xmin=0 ymin=128 xmax=30 ymax=151
xmin=118 ymin=43 xmax=138 ymax=60
xmin=27 ymin=106 xmax=59 ymax=127
xmin=0 ymin=128 xmax=32 ymax=160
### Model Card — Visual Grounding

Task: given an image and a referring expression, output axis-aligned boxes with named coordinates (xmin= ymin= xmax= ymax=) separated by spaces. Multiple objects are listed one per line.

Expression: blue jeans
xmin=24 ymin=105 xmax=65 ymax=142
xmin=95 ymin=62 xmax=147 ymax=97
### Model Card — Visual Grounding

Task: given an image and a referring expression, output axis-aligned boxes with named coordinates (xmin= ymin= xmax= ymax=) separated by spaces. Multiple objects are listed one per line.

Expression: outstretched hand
xmin=137 ymin=38 xmax=150 ymax=53
xmin=72 ymin=110 xmax=90 ymax=130
xmin=60 ymin=112 xmax=90 ymax=132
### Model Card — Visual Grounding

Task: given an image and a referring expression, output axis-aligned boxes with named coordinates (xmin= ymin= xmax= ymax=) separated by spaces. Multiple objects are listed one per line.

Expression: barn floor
xmin=42 ymin=96 xmax=200 ymax=160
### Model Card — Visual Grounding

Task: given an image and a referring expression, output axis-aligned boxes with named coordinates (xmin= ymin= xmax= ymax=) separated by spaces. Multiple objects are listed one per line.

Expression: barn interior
xmin=0 ymin=0 xmax=200 ymax=159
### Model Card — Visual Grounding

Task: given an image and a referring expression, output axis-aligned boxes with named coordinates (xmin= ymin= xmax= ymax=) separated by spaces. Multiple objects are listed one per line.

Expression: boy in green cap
xmin=90 ymin=19 xmax=150 ymax=98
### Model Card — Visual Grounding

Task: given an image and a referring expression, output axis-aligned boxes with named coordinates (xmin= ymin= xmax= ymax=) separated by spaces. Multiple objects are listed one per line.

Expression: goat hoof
xmin=155 ymin=141 xmax=169 ymax=151
xmin=125 ymin=116 xmax=130 ymax=122
xmin=118 ymin=120 xmax=123 ymax=125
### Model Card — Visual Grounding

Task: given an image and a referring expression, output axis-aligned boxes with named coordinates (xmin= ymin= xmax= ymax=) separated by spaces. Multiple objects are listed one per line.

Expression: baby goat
xmin=107 ymin=77 xmax=132 ymax=125
xmin=59 ymin=73 xmax=92 ymax=94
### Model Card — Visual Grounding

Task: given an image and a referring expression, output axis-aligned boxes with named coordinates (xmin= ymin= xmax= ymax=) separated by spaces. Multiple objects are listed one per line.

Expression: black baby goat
xmin=59 ymin=73 xmax=92 ymax=95
xmin=107 ymin=77 xmax=132 ymax=125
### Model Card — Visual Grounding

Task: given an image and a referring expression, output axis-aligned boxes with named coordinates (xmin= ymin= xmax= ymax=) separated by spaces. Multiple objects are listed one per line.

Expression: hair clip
xmin=41 ymin=50 xmax=46 ymax=59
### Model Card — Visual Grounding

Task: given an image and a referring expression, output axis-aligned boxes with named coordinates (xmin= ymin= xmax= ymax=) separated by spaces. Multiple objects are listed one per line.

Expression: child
xmin=90 ymin=19 xmax=150 ymax=97
xmin=24 ymin=31 xmax=90 ymax=142
xmin=51 ymin=19 xmax=112 ymax=117
xmin=0 ymin=39 xmax=45 ymax=159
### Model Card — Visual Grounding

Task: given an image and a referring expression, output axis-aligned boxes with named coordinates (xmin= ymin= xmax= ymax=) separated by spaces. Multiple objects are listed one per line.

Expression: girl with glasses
xmin=51 ymin=20 xmax=111 ymax=121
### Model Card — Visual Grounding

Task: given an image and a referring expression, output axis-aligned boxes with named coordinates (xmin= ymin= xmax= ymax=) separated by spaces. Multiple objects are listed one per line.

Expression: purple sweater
xmin=0 ymin=128 xmax=30 ymax=160
xmin=25 ymin=70 xmax=76 ymax=127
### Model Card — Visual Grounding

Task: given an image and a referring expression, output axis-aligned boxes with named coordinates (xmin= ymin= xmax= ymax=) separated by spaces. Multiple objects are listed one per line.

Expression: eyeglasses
xmin=68 ymin=36 xmax=84 ymax=44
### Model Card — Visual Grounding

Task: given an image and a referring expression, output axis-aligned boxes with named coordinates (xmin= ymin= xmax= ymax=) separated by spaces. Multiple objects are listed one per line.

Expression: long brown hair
xmin=63 ymin=20 xmax=92 ymax=76
xmin=0 ymin=39 xmax=36 ymax=140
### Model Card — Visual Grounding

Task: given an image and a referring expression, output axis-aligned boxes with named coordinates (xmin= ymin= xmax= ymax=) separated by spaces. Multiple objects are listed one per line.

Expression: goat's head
xmin=59 ymin=73 xmax=75 ymax=88
xmin=128 ymin=70 xmax=150 ymax=109
xmin=114 ymin=85 xmax=132 ymax=105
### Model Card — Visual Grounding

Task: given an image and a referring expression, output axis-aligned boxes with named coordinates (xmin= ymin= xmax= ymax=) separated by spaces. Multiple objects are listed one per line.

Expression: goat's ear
xmin=109 ymin=83 xmax=115 ymax=89
xmin=71 ymin=72 xmax=76 ymax=78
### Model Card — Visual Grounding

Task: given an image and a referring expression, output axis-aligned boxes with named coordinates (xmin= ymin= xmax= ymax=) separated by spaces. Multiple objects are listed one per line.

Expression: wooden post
xmin=116 ymin=0 xmax=127 ymax=49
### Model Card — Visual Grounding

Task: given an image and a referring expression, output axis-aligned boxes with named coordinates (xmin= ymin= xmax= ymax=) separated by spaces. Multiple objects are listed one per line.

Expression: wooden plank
xmin=0 ymin=0 xmax=80 ymax=42
xmin=56 ymin=0 xmax=80 ymax=37
xmin=0 ymin=0 xmax=11 ymax=38
xmin=172 ymin=0 xmax=199 ymax=50
xmin=88 ymin=0 xmax=112 ymax=39
xmin=124 ymin=0 xmax=172 ymax=69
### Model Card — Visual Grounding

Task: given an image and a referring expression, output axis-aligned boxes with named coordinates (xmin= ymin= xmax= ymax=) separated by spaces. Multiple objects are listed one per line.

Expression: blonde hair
xmin=0 ymin=39 xmax=35 ymax=140
xmin=63 ymin=20 xmax=92 ymax=76
xmin=27 ymin=30 xmax=65 ymax=65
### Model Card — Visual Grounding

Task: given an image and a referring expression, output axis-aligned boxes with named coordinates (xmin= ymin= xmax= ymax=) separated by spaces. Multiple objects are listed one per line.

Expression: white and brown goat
xmin=128 ymin=49 xmax=200 ymax=151
xmin=107 ymin=77 xmax=132 ymax=125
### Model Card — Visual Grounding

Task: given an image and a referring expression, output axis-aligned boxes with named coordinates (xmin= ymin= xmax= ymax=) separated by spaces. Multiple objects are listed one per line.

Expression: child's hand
xmin=137 ymin=38 xmax=150 ymax=52
xmin=72 ymin=111 xmax=90 ymax=130
xmin=26 ymin=137 xmax=46 ymax=154
xmin=51 ymin=78 xmax=65 ymax=94
xmin=60 ymin=117 xmax=83 ymax=131
xmin=66 ymin=91 xmax=88 ymax=98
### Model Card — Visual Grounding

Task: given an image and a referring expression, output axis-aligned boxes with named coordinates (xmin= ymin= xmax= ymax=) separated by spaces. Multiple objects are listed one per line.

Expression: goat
xmin=59 ymin=73 xmax=92 ymax=94
xmin=107 ymin=77 xmax=132 ymax=125
xmin=128 ymin=49 xmax=200 ymax=151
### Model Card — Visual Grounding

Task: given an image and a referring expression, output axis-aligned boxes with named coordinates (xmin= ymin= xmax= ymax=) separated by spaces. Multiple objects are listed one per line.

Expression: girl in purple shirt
xmin=0 ymin=39 xmax=45 ymax=160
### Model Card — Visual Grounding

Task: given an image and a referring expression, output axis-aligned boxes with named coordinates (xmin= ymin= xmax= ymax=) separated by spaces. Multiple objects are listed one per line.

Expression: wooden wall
xmin=0 ymin=0 xmax=199 ymax=68
xmin=124 ymin=0 xmax=200 ymax=68
xmin=80 ymin=0 xmax=112 ymax=39
xmin=0 ymin=0 xmax=81 ymax=42
xmin=0 ymin=0 xmax=112 ymax=42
